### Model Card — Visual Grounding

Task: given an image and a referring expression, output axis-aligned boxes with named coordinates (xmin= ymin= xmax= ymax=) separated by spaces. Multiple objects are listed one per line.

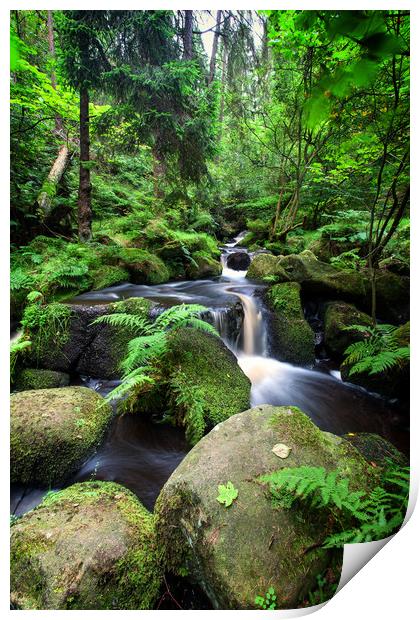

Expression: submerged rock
xmin=11 ymin=387 xmax=112 ymax=485
xmin=323 ymin=301 xmax=374 ymax=359
xmin=266 ymin=282 xmax=315 ymax=365
xmin=10 ymin=481 xmax=162 ymax=609
xmin=155 ymin=405 xmax=375 ymax=609
xmin=14 ymin=368 xmax=70 ymax=391
xmin=226 ymin=251 xmax=251 ymax=271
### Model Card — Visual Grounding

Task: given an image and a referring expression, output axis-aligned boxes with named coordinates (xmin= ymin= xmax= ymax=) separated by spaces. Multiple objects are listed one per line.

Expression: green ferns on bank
xmin=342 ymin=324 xmax=410 ymax=376
xmin=92 ymin=304 xmax=218 ymax=404
xmin=260 ymin=461 xmax=409 ymax=546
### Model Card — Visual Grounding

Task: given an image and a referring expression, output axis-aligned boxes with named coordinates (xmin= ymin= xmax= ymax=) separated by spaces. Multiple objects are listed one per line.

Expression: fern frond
xmin=91 ymin=312 xmax=151 ymax=334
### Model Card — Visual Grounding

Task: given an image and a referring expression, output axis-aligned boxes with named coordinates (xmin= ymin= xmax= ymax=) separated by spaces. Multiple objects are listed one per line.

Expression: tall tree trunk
xmin=78 ymin=87 xmax=92 ymax=242
xmin=152 ymin=146 xmax=165 ymax=199
xmin=183 ymin=10 xmax=194 ymax=60
xmin=47 ymin=11 xmax=63 ymax=135
xmin=37 ymin=144 xmax=70 ymax=219
xmin=208 ymin=10 xmax=222 ymax=84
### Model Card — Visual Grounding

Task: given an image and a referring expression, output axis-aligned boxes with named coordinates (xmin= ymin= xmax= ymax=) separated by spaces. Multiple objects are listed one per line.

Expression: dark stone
xmin=226 ymin=251 xmax=251 ymax=271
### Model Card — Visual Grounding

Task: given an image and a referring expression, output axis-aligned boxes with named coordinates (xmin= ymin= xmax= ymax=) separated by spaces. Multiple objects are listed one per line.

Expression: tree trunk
xmin=152 ymin=146 xmax=166 ymax=199
xmin=78 ymin=87 xmax=92 ymax=242
xmin=183 ymin=10 xmax=194 ymax=60
xmin=47 ymin=10 xmax=63 ymax=135
xmin=36 ymin=144 xmax=70 ymax=220
xmin=208 ymin=10 xmax=222 ymax=84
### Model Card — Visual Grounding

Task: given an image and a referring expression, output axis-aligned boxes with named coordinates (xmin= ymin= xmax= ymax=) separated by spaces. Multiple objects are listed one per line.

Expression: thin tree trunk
xmin=78 ymin=87 xmax=92 ymax=242
xmin=47 ymin=11 xmax=63 ymax=135
xmin=152 ymin=146 xmax=166 ymax=199
xmin=183 ymin=10 xmax=194 ymax=60
xmin=208 ymin=10 xmax=222 ymax=84
xmin=37 ymin=144 xmax=70 ymax=219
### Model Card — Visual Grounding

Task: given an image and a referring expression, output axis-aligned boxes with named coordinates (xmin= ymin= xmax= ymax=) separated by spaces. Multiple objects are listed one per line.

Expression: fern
xmin=10 ymin=336 xmax=32 ymax=382
xmin=101 ymin=304 xmax=219 ymax=404
xmin=169 ymin=373 xmax=207 ymax=445
xmin=260 ymin=461 xmax=409 ymax=547
xmin=343 ymin=324 xmax=409 ymax=377
xmin=10 ymin=268 xmax=34 ymax=292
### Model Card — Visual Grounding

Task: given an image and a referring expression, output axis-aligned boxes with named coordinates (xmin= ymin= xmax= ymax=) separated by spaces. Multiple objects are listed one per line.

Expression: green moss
xmin=323 ymin=301 xmax=373 ymax=359
xmin=14 ymin=368 xmax=70 ymax=391
xmin=247 ymin=253 xmax=289 ymax=282
xmin=23 ymin=302 xmax=72 ymax=365
xmin=118 ymin=247 xmax=170 ymax=284
xmin=91 ymin=265 xmax=129 ymax=290
xmin=10 ymin=387 xmax=113 ymax=485
xmin=11 ymin=481 xmax=163 ymax=610
xmin=266 ymin=283 xmax=314 ymax=365
xmin=187 ymin=252 xmax=222 ymax=279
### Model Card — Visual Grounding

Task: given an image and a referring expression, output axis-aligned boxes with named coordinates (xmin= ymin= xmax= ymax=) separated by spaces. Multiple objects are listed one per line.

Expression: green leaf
xmin=216 ymin=481 xmax=238 ymax=507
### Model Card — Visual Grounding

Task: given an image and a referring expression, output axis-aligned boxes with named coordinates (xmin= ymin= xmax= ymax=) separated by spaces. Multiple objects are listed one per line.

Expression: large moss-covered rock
xmin=11 ymin=387 xmax=112 ymax=485
xmin=266 ymin=282 xmax=314 ymax=365
xmin=126 ymin=328 xmax=250 ymax=441
xmin=340 ymin=322 xmax=410 ymax=399
xmin=155 ymin=405 xmax=376 ymax=610
xmin=25 ymin=297 xmax=155 ymax=378
xmin=374 ymin=270 xmax=410 ymax=323
xmin=187 ymin=252 xmax=222 ymax=279
xmin=323 ymin=301 xmax=374 ymax=359
xmin=10 ymin=481 xmax=162 ymax=610
xmin=91 ymin=265 xmax=129 ymax=290
xmin=14 ymin=368 xmax=70 ymax=392
xmin=118 ymin=248 xmax=170 ymax=284
xmin=247 ymin=253 xmax=290 ymax=282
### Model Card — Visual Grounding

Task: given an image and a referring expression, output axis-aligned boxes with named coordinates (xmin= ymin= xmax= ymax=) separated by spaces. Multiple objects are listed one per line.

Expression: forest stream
xmin=10 ymin=233 xmax=408 ymax=518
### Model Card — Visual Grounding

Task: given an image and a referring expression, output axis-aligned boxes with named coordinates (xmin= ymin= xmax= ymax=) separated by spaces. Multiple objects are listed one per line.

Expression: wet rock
xmin=187 ymin=253 xmax=222 ymax=279
xmin=91 ymin=265 xmax=129 ymax=290
xmin=10 ymin=481 xmax=162 ymax=609
xmin=26 ymin=297 xmax=156 ymax=378
xmin=323 ymin=301 xmax=374 ymax=360
xmin=14 ymin=368 xmax=70 ymax=392
xmin=118 ymin=248 xmax=170 ymax=284
xmin=11 ymin=387 xmax=112 ymax=485
xmin=155 ymin=405 xmax=375 ymax=609
xmin=266 ymin=282 xmax=315 ymax=365
xmin=226 ymin=251 xmax=251 ymax=271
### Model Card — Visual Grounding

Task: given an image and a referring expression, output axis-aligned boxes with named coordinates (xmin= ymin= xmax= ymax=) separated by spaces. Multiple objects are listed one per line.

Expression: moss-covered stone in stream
xmin=186 ymin=251 xmax=222 ymax=279
xmin=118 ymin=247 xmax=170 ymax=284
xmin=91 ymin=265 xmax=129 ymax=290
xmin=155 ymin=405 xmax=377 ymax=609
xmin=247 ymin=253 xmax=290 ymax=282
xmin=14 ymin=368 xmax=70 ymax=391
xmin=342 ymin=433 xmax=408 ymax=467
xmin=266 ymin=282 xmax=315 ymax=365
xmin=323 ymin=301 xmax=374 ymax=360
xmin=23 ymin=302 xmax=73 ymax=367
xmin=10 ymin=387 xmax=112 ymax=485
xmin=122 ymin=327 xmax=251 ymax=442
xmin=10 ymin=481 xmax=163 ymax=610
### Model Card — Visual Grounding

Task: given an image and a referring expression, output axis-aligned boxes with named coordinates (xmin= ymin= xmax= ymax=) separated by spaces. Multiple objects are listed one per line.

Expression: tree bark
xmin=36 ymin=144 xmax=70 ymax=219
xmin=152 ymin=146 xmax=166 ymax=199
xmin=208 ymin=10 xmax=222 ymax=84
xmin=47 ymin=10 xmax=64 ymax=135
xmin=183 ymin=10 xmax=194 ymax=60
xmin=78 ymin=87 xmax=92 ymax=242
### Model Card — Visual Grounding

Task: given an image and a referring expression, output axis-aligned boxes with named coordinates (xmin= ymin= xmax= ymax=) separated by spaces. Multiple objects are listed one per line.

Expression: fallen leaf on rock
xmin=272 ymin=443 xmax=291 ymax=459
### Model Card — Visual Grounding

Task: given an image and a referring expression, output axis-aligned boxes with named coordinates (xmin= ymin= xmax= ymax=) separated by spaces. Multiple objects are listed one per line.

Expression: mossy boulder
xmin=118 ymin=248 xmax=170 ymax=284
xmin=323 ymin=301 xmax=374 ymax=359
xmin=11 ymin=387 xmax=112 ymax=485
xmin=126 ymin=328 xmax=250 ymax=441
xmin=155 ymin=405 xmax=376 ymax=610
xmin=91 ymin=265 xmax=129 ymax=290
xmin=25 ymin=298 xmax=156 ymax=378
xmin=226 ymin=251 xmax=251 ymax=270
xmin=266 ymin=282 xmax=315 ymax=365
xmin=10 ymin=481 xmax=162 ymax=610
xmin=343 ymin=433 xmax=408 ymax=467
xmin=340 ymin=322 xmax=410 ymax=399
xmin=374 ymin=270 xmax=409 ymax=323
xmin=187 ymin=252 xmax=222 ymax=279
xmin=247 ymin=253 xmax=290 ymax=282
xmin=14 ymin=368 xmax=70 ymax=392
